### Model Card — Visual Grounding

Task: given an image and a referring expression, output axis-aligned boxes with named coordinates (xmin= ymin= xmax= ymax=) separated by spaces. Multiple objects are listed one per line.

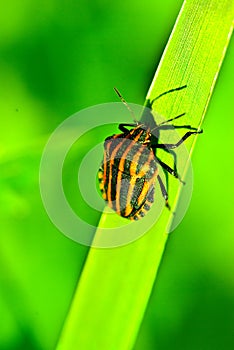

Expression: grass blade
xmin=57 ymin=1 xmax=233 ymax=349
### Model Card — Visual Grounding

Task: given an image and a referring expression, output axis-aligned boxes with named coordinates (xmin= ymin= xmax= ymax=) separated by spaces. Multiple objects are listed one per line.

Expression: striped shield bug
xmin=98 ymin=86 xmax=202 ymax=221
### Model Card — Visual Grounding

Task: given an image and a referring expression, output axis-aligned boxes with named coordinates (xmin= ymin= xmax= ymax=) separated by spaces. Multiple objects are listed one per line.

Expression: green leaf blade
xmin=56 ymin=1 xmax=233 ymax=349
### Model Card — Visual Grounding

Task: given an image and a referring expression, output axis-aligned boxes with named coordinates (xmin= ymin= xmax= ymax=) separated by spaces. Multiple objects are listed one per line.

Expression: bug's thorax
xmin=128 ymin=124 xmax=152 ymax=145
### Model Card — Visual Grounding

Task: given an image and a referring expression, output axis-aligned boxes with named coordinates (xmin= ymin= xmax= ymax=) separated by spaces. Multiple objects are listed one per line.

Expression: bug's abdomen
xmin=99 ymin=137 xmax=158 ymax=220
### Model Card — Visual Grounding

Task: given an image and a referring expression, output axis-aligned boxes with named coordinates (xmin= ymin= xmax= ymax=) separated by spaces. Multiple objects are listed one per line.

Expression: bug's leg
xmin=151 ymin=126 xmax=200 ymax=181
xmin=157 ymin=175 xmax=171 ymax=210
xmin=161 ymin=149 xmax=179 ymax=183
xmin=155 ymin=157 xmax=185 ymax=184
xmin=118 ymin=123 xmax=137 ymax=133
xmin=155 ymin=130 xmax=203 ymax=149
xmin=151 ymin=143 xmax=181 ymax=184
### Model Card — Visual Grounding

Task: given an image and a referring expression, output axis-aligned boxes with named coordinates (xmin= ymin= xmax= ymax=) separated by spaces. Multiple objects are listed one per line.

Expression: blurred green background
xmin=0 ymin=1 xmax=233 ymax=349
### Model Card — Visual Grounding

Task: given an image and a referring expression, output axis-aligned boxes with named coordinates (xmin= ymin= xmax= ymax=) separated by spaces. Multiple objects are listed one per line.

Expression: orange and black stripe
xmin=99 ymin=126 xmax=158 ymax=220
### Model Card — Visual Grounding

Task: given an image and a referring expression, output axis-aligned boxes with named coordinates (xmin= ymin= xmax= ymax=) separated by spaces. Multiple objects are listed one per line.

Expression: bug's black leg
xmin=119 ymin=123 xmax=137 ymax=133
xmin=155 ymin=130 xmax=203 ymax=149
xmin=157 ymin=175 xmax=171 ymax=210
xmin=161 ymin=149 xmax=179 ymax=184
xmin=155 ymin=157 xmax=185 ymax=184
xmin=152 ymin=144 xmax=179 ymax=185
xmin=152 ymin=143 xmax=180 ymax=183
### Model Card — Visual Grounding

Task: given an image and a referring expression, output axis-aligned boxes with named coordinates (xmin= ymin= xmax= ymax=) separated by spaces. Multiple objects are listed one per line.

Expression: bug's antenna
xmin=151 ymin=113 xmax=186 ymax=132
xmin=114 ymin=87 xmax=137 ymax=123
xmin=151 ymin=85 xmax=187 ymax=106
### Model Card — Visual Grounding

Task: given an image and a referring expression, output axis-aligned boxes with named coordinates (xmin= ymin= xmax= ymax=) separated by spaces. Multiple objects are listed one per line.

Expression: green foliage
xmin=56 ymin=1 xmax=233 ymax=350
xmin=0 ymin=1 xmax=233 ymax=350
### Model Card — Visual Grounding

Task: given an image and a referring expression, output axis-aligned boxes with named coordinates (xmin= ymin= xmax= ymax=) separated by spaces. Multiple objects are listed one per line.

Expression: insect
xmin=98 ymin=86 xmax=202 ymax=221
